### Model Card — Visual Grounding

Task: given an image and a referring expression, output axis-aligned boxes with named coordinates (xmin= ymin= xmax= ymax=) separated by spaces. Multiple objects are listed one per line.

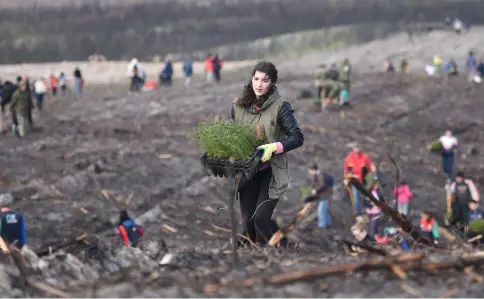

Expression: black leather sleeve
xmin=278 ymin=101 xmax=304 ymax=152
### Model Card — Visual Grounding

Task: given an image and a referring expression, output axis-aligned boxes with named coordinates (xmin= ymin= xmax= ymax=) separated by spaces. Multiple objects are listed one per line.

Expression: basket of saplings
xmin=189 ymin=120 xmax=264 ymax=180
xmin=428 ymin=139 xmax=443 ymax=154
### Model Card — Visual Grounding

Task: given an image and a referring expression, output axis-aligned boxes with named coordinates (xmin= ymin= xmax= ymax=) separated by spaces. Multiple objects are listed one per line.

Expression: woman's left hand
xmin=257 ymin=143 xmax=278 ymax=162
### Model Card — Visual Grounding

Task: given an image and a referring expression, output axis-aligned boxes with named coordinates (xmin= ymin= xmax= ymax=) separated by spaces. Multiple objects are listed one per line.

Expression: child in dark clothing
xmin=116 ymin=210 xmax=144 ymax=247
xmin=307 ymin=164 xmax=333 ymax=228
xmin=0 ymin=207 xmax=26 ymax=249
xmin=468 ymin=200 xmax=484 ymax=223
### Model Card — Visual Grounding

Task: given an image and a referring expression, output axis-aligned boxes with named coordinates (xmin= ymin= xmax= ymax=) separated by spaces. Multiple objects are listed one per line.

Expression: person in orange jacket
xmin=344 ymin=142 xmax=374 ymax=215
xmin=204 ymin=53 xmax=215 ymax=83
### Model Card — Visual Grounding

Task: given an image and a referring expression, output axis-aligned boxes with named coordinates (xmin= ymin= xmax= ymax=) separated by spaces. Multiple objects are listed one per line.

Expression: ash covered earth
xmin=1 ymin=29 xmax=484 ymax=297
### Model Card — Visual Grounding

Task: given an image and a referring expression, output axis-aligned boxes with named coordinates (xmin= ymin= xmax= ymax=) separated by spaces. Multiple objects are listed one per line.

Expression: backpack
xmin=325 ymin=174 xmax=335 ymax=187
xmin=118 ymin=224 xmax=144 ymax=246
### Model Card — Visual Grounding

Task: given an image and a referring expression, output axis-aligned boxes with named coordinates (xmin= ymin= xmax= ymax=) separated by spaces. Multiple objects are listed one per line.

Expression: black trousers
xmin=130 ymin=76 xmax=142 ymax=92
xmin=27 ymin=100 xmax=33 ymax=126
xmin=239 ymin=168 xmax=278 ymax=245
xmin=36 ymin=94 xmax=44 ymax=110
xmin=450 ymin=198 xmax=470 ymax=226
xmin=159 ymin=76 xmax=172 ymax=87
xmin=214 ymin=70 xmax=221 ymax=82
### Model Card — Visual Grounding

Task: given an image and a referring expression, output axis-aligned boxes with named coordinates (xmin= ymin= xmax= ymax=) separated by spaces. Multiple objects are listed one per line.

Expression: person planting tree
xmin=230 ymin=61 xmax=304 ymax=247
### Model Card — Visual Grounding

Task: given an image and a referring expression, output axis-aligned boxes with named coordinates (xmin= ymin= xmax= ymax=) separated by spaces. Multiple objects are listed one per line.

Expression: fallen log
xmin=346 ymin=177 xmax=434 ymax=247
xmin=438 ymin=227 xmax=456 ymax=242
xmin=204 ymin=251 xmax=484 ymax=294
xmin=264 ymin=254 xmax=422 ymax=285
xmin=343 ymin=240 xmax=387 ymax=255
xmin=35 ymin=233 xmax=88 ymax=257
xmin=204 ymin=253 xmax=424 ymax=294
xmin=468 ymin=235 xmax=482 ymax=243
xmin=268 ymin=185 xmax=333 ymax=247
xmin=268 ymin=202 xmax=315 ymax=247
xmin=7 ymin=246 xmax=72 ymax=297
xmin=343 ymin=239 xmax=407 ymax=280
xmin=387 ymin=154 xmax=401 ymax=212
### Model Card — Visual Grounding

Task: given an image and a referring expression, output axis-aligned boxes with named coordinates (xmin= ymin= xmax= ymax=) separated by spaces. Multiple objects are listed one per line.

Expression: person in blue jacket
xmin=159 ymin=58 xmax=173 ymax=87
xmin=183 ymin=58 xmax=193 ymax=87
xmin=466 ymin=51 xmax=477 ymax=81
xmin=0 ymin=207 xmax=26 ymax=249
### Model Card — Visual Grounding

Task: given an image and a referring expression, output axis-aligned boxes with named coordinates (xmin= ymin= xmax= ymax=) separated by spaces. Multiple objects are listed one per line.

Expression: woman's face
xmin=252 ymin=71 xmax=272 ymax=97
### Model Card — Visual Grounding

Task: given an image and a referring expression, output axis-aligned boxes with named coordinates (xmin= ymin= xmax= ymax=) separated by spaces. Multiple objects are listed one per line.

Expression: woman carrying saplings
xmin=231 ymin=61 xmax=304 ymax=247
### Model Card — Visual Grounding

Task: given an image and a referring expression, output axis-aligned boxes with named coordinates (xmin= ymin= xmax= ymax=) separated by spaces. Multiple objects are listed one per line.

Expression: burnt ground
xmin=1 ymin=70 xmax=484 ymax=297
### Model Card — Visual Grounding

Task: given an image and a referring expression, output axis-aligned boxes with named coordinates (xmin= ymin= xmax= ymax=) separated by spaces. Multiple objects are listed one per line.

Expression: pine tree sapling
xmin=429 ymin=139 xmax=443 ymax=152
xmin=189 ymin=120 xmax=264 ymax=161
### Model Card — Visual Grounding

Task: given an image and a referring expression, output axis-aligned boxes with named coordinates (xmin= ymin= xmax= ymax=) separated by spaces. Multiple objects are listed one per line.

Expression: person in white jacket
xmin=34 ymin=78 xmax=47 ymax=111
xmin=127 ymin=58 xmax=146 ymax=92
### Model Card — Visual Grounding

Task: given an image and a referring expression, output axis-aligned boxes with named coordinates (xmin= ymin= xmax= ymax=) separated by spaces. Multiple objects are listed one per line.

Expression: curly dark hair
xmin=119 ymin=210 xmax=131 ymax=225
xmin=237 ymin=61 xmax=278 ymax=108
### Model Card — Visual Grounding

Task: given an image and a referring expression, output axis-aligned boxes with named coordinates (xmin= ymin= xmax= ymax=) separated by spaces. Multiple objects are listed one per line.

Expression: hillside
xmin=3 ymin=26 xmax=483 ymax=85
xmin=0 ymin=0 xmax=482 ymax=63
xmin=0 ymin=29 xmax=484 ymax=297
xmin=280 ymin=27 xmax=484 ymax=74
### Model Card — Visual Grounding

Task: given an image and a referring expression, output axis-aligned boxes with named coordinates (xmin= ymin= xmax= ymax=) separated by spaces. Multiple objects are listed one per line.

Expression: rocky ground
xmin=1 ymin=32 xmax=484 ymax=297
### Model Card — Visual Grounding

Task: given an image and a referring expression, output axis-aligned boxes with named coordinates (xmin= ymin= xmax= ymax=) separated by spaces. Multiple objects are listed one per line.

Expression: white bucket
xmin=425 ymin=65 xmax=435 ymax=76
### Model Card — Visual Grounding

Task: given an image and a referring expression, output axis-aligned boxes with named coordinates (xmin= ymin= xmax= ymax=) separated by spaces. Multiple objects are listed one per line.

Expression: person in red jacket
xmin=49 ymin=73 xmax=59 ymax=96
xmin=344 ymin=142 xmax=373 ymax=215
xmin=204 ymin=53 xmax=215 ymax=83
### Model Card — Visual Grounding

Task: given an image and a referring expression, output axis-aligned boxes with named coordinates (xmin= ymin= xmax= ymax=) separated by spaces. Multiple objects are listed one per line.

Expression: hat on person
xmin=349 ymin=141 xmax=361 ymax=149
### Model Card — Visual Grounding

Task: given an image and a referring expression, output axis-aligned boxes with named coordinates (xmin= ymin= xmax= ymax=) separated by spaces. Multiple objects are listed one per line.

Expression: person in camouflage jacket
xmin=10 ymin=80 xmax=31 ymax=137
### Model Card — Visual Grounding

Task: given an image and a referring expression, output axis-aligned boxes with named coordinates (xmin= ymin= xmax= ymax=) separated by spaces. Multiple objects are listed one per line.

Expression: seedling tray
xmin=200 ymin=150 xmax=263 ymax=180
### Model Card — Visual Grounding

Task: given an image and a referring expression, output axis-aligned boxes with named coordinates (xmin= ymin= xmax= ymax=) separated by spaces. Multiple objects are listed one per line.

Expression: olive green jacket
xmin=233 ymin=90 xmax=289 ymax=199
xmin=10 ymin=89 xmax=31 ymax=116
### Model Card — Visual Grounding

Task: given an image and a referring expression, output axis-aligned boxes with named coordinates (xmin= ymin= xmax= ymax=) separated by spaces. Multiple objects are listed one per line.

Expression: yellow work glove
xmin=257 ymin=143 xmax=278 ymax=162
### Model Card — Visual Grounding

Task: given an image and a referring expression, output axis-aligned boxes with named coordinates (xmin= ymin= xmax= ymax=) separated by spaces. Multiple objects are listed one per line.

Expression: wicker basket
xmin=200 ymin=150 xmax=263 ymax=180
